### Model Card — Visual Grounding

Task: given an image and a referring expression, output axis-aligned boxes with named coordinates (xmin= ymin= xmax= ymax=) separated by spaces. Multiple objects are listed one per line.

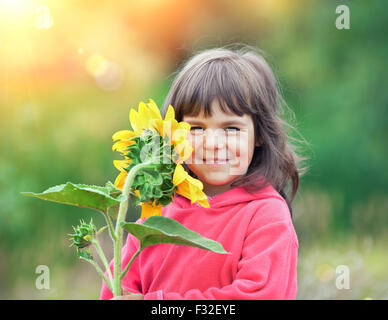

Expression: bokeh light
xmin=315 ymin=264 xmax=334 ymax=282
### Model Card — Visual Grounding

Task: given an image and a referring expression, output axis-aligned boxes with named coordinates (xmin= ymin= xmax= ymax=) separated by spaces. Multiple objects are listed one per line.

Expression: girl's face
xmin=183 ymin=101 xmax=260 ymax=197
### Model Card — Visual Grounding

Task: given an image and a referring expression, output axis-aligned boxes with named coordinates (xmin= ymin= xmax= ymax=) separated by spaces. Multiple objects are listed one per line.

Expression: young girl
xmin=100 ymin=46 xmax=306 ymax=300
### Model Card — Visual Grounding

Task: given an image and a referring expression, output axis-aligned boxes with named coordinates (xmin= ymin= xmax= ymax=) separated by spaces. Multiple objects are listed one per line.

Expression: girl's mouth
xmin=202 ymin=158 xmax=229 ymax=164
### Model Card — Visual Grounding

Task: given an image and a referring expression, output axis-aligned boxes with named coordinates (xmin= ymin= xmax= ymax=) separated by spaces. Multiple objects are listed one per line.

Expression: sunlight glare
xmin=1 ymin=0 xmax=33 ymax=14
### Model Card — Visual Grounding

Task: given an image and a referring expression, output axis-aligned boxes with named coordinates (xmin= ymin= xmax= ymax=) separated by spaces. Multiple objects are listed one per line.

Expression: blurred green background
xmin=1 ymin=0 xmax=387 ymax=299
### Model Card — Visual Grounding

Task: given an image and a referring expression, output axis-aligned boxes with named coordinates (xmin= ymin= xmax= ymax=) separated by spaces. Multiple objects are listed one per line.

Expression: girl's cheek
xmin=228 ymin=132 xmax=252 ymax=174
xmin=227 ymin=135 xmax=242 ymax=158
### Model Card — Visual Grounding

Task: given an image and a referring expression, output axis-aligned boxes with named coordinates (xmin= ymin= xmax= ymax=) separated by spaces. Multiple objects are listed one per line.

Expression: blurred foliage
xmin=0 ymin=0 xmax=387 ymax=299
xmin=267 ymin=0 xmax=388 ymax=234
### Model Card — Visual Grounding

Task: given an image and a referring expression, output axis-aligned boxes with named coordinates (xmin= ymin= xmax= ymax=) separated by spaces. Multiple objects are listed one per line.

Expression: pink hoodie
xmin=100 ymin=182 xmax=299 ymax=300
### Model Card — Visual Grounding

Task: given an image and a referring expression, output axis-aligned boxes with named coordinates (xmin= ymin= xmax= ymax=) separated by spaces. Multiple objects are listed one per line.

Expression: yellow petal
xmin=186 ymin=175 xmax=204 ymax=190
xmin=138 ymin=101 xmax=153 ymax=124
xmin=114 ymin=170 xmax=127 ymax=190
xmin=197 ymin=198 xmax=210 ymax=208
xmin=175 ymin=180 xmax=192 ymax=200
xmin=177 ymin=121 xmax=191 ymax=132
xmin=113 ymin=159 xmax=130 ymax=171
xmin=112 ymin=130 xmax=137 ymax=141
xmin=112 ymin=140 xmax=135 ymax=153
xmin=134 ymin=189 xmax=141 ymax=198
xmin=161 ymin=120 xmax=172 ymax=144
xmin=129 ymin=108 xmax=143 ymax=134
xmin=140 ymin=202 xmax=162 ymax=219
xmin=147 ymin=99 xmax=163 ymax=121
xmin=175 ymin=141 xmax=193 ymax=164
xmin=150 ymin=119 xmax=164 ymax=137
xmin=173 ymin=164 xmax=189 ymax=186
xmin=164 ymin=105 xmax=175 ymax=122
xmin=174 ymin=170 xmax=208 ymax=206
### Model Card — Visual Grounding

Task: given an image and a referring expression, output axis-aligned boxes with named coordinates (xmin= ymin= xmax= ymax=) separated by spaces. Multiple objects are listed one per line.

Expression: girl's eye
xmin=190 ymin=127 xmax=204 ymax=134
xmin=225 ymin=127 xmax=240 ymax=133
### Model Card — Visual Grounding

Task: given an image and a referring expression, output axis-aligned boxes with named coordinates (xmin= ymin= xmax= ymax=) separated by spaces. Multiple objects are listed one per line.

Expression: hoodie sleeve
xmin=144 ymin=203 xmax=299 ymax=300
xmin=99 ymin=234 xmax=142 ymax=300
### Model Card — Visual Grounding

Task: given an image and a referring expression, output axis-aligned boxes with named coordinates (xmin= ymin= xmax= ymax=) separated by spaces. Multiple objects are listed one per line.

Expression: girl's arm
xmin=143 ymin=213 xmax=298 ymax=300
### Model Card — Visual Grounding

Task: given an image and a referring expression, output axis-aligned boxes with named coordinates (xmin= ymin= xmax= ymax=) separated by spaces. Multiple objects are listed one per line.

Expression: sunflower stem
xmin=91 ymin=238 xmax=114 ymax=287
xmin=104 ymin=214 xmax=116 ymax=241
xmin=79 ymin=256 xmax=114 ymax=294
xmin=120 ymin=248 xmax=141 ymax=281
xmin=112 ymin=161 xmax=152 ymax=297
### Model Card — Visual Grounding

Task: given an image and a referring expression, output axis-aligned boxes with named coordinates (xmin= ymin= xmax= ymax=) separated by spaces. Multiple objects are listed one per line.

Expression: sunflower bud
xmin=69 ymin=219 xmax=97 ymax=259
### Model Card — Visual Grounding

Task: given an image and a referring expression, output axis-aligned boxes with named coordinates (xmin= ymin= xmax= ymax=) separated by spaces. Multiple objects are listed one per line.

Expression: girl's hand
xmin=111 ymin=289 xmax=144 ymax=300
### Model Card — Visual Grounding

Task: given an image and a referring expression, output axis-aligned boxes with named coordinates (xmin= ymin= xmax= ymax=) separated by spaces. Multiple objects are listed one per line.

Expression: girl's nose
xmin=203 ymin=128 xmax=226 ymax=150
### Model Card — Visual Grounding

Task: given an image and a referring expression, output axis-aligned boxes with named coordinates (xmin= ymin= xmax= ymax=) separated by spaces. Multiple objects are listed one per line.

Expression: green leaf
xmin=104 ymin=181 xmax=126 ymax=219
xmin=105 ymin=181 xmax=122 ymax=195
xmin=134 ymin=174 xmax=145 ymax=186
xmin=152 ymin=187 xmax=162 ymax=198
xmin=142 ymin=169 xmax=163 ymax=186
xmin=158 ymin=195 xmax=173 ymax=206
xmin=120 ymin=216 xmax=228 ymax=254
xmin=21 ymin=182 xmax=125 ymax=217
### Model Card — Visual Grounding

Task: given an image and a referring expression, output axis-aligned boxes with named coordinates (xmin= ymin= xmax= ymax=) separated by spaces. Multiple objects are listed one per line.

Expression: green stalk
xmin=120 ymin=248 xmax=141 ymax=280
xmin=79 ymin=256 xmax=114 ymax=294
xmin=104 ymin=214 xmax=116 ymax=241
xmin=92 ymin=238 xmax=114 ymax=286
xmin=112 ymin=161 xmax=152 ymax=297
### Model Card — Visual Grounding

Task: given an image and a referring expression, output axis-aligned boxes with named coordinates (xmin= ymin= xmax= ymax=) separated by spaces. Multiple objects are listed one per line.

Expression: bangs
xmin=173 ymin=59 xmax=258 ymax=121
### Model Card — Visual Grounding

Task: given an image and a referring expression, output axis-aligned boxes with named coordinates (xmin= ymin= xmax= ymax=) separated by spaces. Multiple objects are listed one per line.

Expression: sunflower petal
xmin=164 ymin=105 xmax=175 ymax=121
xmin=112 ymin=130 xmax=137 ymax=142
xmin=140 ymin=202 xmax=162 ymax=219
xmin=175 ymin=141 xmax=193 ymax=164
xmin=177 ymin=121 xmax=191 ymax=132
xmin=156 ymin=120 xmax=170 ymax=144
xmin=112 ymin=140 xmax=135 ymax=153
xmin=197 ymin=198 xmax=210 ymax=208
xmin=147 ymin=99 xmax=163 ymax=121
xmin=173 ymin=164 xmax=189 ymax=186
xmin=134 ymin=189 xmax=141 ymax=198
xmin=129 ymin=108 xmax=143 ymax=134
xmin=113 ymin=159 xmax=130 ymax=171
xmin=150 ymin=119 xmax=164 ymax=137
xmin=186 ymin=175 xmax=204 ymax=190
xmin=175 ymin=180 xmax=192 ymax=200
xmin=138 ymin=101 xmax=152 ymax=123
xmin=114 ymin=170 xmax=127 ymax=190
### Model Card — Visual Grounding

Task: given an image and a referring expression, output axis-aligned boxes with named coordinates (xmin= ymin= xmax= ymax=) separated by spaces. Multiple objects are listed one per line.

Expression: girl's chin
xmin=200 ymin=175 xmax=236 ymax=187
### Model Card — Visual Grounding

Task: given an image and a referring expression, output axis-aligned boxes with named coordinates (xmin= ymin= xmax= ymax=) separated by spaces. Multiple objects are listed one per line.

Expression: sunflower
xmin=112 ymin=99 xmax=209 ymax=219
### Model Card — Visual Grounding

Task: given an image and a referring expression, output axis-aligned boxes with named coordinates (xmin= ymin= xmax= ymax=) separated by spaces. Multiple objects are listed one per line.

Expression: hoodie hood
xmin=172 ymin=179 xmax=285 ymax=209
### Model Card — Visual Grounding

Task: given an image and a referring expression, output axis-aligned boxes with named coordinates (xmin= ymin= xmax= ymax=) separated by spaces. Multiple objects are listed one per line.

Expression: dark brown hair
xmin=162 ymin=46 xmax=309 ymax=215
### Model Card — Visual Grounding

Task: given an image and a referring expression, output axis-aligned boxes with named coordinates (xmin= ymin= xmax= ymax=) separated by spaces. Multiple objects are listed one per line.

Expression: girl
xmin=101 ymin=46 xmax=307 ymax=300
